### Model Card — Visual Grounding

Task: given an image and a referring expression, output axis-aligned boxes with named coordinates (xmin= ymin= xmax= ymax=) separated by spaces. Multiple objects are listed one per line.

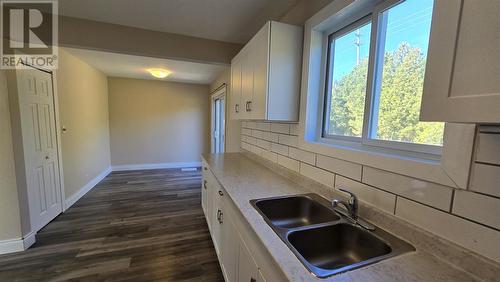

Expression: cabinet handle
xmin=250 ymin=278 xmax=256 ymax=282
xmin=203 ymin=167 xmax=208 ymax=171
xmin=235 ymin=104 xmax=240 ymax=113
xmin=247 ymin=101 xmax=252 ymax=112
xmin=203 ymin=180 xmax=207 ymax=189
xmin=219 ymin=211 xmax=223 ymax=224
xmin=218 ymin=190 xmax=224 ymax=196
xmin=217 ymin=209 xmax=223 ymax=224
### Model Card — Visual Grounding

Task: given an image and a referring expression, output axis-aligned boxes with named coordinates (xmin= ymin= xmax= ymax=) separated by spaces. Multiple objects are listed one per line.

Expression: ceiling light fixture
xmin=148 ymin=68 xmax=171 ymax=79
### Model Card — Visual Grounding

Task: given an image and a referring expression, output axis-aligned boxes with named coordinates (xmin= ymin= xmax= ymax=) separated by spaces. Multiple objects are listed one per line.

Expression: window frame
xmin=322 ymin=15 xmax=373 ymax=142
xmin=320 ymin=0 xmax=443 ymax=157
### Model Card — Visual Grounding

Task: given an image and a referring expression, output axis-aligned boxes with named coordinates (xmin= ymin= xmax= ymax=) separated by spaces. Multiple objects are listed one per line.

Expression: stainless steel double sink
xmin=250 ymin=193 xmax=414 ymax=278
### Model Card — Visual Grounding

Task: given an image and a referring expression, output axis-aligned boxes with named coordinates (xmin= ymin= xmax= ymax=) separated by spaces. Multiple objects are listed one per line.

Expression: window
xmin=322 ymin=0 xmax=444 ymax=155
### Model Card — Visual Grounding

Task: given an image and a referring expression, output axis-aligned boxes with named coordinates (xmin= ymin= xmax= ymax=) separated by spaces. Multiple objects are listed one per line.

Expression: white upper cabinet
xmin=420 ymin=0 xmax=500 ymax=123
xmin=230 ymin=21 xmax=303 ymax=121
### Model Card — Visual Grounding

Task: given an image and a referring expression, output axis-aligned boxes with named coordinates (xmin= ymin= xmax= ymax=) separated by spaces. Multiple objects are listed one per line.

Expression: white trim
xmin=22 ymin=230 xmax=36 ymax=250
xmin=0 ymin=238 xmax=24 ymax=255
xmin=111 ymin=162 xmax=202 ymax=172
xmin=64 ymin=167 xmax=112 ymax=210
xmin=0 ymin=230 xmax=37 ymax=255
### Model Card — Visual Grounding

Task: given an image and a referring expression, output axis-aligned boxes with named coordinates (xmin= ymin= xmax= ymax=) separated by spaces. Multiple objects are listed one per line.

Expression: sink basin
xmin=288 ymin=224 xmax=391 ymax=276
xmin=251 ymin=194 xmax=415 ymax=278
xmin=253 ymin=195 xmax=340 ymax=228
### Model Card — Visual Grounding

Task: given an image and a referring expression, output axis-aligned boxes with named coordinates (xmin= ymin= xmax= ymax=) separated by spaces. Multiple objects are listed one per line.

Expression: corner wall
xmin=0 ymin=70 xmax=22 ymax=243
xmin=57 ymin=49 xmax=112 ymax=202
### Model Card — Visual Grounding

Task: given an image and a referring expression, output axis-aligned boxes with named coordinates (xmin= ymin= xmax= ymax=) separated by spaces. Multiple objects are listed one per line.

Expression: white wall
xmin=0 ymin=70 xmax=22 ymax=242
xmin=108 ymin=77 xmax=210 ymax=167
xmin=57 ymin=49 xmax=111 ymax=199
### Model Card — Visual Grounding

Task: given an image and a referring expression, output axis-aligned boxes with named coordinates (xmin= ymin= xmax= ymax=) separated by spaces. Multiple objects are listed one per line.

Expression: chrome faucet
xmin=332 ymin=188 xmax=358 ymax=220
xmin=332 ymin=188 xmax=375 ymax=231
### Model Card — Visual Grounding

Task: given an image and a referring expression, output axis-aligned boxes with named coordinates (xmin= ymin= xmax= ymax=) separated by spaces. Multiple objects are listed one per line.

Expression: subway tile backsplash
xmin=240 ymin=121 xmax=500 ymax=264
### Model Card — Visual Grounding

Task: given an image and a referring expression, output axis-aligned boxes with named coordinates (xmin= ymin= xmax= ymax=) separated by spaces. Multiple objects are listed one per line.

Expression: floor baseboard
xmin=64 ymin=167 xmax=112 ymax=211
xmin=0 ymin=238 xmax=24 ymax=255
xmin=111 ymin=162 xmax=201 ymax=172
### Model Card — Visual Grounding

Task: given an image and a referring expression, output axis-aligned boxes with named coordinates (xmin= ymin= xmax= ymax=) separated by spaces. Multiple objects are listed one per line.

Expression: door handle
xmin=203 ymin=180 xmax=207 ymax=189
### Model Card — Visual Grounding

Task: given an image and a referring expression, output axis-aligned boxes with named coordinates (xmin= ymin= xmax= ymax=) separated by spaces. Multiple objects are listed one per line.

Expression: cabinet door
xmin=220 ymin=204 xmax=239 ymax=282
xmin=257 ymin=269 xmax=266 ymax=282
xmin=230 ymin=55 xmax=243 ymax=120
xmin=238 ymin=239 xmax=258 ymax=282
xmin=251 ymin=23 xmax=270 ymax=120
xmin=241 ymin=45 xmax=254 ymax=120
xmin=210 ymin=184 xmax=223 ymax=254
xmin=421 ymin=0 xmax=500 ymax=123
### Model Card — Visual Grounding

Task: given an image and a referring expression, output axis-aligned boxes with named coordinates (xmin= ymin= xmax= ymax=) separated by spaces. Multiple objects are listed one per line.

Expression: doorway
xmin=211 ymin=86 xmax=226 ymax=153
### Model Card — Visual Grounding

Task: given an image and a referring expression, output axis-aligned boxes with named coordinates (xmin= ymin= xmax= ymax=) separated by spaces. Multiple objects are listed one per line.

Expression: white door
xmin=17 ymin=68 xmax=62 ymax=232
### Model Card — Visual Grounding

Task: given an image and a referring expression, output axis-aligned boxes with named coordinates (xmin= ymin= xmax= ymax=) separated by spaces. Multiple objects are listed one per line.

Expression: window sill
xmin=299 ymin=137 xmax=457 ymax=188
xmin=317 ymin=137 xmax=442 ymax=163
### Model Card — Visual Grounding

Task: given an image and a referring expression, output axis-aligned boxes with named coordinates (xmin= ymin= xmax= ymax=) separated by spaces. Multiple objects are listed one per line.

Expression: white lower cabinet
xmin=238 ymin=240 xmax=258 ymax=282
xmin=202 ymin=166 xmax=285 ymax=282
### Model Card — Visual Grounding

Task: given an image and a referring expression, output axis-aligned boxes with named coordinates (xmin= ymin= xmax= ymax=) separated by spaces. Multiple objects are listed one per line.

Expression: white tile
xmin=289 ymin=123 xmax=299 ymax=136
xmin=262 ymin=150 xmax=278 ymax=163
xmin=396 ymin=197 xmax=500 ymax=263
xmin=476 ymin=133 xmax=500 ymax=165
xmin=335 ymin=176 xmax=396 ymax=214
xmin=241 ymin=141 xmax=251 ymax=151
xmin=256 ymin=139 xmax=271 ymax=150
xmin=452 ymin=190 xmax=500 ymax=230
xmin=289 ymin=147 xmax=316 ymax=165
xmin=246 ymin=121 xmax=257 ymax=129
xmin=249 ymin=144 xmax=264 ymax=156
xmin=251 ymin=129 xmax=264 ymax=139
xmin=261 ymin=131 xmax=279 ymax=142
xmin=277 ymin=155 xmax=299 ymax=172
xmin=316 ymin=155 xmax=362 ymax=181
xmin=241 ymin=121 xmax=247 ymax=128
xmin=471 ymin=163 xmax=500 ymax=198
xmin=278 ymin=134 xmax=298 ymax=147
xmin=300 ymin=163 xmax=335 ymax=187
xmin=270 ymin=143 xmax=289 ymax=156
xmin=241 ymin=135 xmax=247 ymax=142
xmin=362 ymin=167 xmax=453 ymax=211
xmin=246 ymin=136 xmax=257 ymax=145
xmin=241 ymin=128 xmax=252 ymax=136
xmin=255 ymin=122 xmax=271 ymax=131
xmin=270 ymin=123 xmax=290 ymax=134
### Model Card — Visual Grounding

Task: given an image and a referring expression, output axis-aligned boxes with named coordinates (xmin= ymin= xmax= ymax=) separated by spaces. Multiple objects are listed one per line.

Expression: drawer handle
xmin=218 ymin=190 xmax=224 ymax=196
xmin=203 ymin=180 xmax=207 ymax=189
xmin=217 ymin=209 xmax=223 ymax=224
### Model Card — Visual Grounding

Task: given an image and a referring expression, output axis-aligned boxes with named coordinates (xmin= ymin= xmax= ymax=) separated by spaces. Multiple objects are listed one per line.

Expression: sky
xmin=331 ymin=0 xmax=434 ymax=81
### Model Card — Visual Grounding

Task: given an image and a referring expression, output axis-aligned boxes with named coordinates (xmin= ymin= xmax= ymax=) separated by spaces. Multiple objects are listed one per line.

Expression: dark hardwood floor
xmin=0 ymin=168 xmax=224 ymax=282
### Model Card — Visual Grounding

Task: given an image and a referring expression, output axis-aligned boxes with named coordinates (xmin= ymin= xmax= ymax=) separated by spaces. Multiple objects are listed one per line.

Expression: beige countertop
xmin=202 ymin=153 xmax=491 ymax=282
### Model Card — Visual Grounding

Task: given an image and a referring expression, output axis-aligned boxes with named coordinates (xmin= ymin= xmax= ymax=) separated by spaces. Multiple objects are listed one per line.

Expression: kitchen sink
xmin=250 ymin=194 xmax=414 ymax=278
xmin=254 ymin=195 xmax=340 ymax=228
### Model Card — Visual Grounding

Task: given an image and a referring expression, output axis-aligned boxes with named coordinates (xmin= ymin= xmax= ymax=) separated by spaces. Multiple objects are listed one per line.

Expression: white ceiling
xmin=57 ymin=0 xmax=301 ymax=44
xmin=66 ymin=48 xmax=227 ymax=84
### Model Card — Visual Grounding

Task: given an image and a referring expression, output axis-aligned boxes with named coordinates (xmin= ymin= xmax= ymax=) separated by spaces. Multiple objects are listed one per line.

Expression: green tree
xmin=328 ymin=43 xmax=444 ymax=145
